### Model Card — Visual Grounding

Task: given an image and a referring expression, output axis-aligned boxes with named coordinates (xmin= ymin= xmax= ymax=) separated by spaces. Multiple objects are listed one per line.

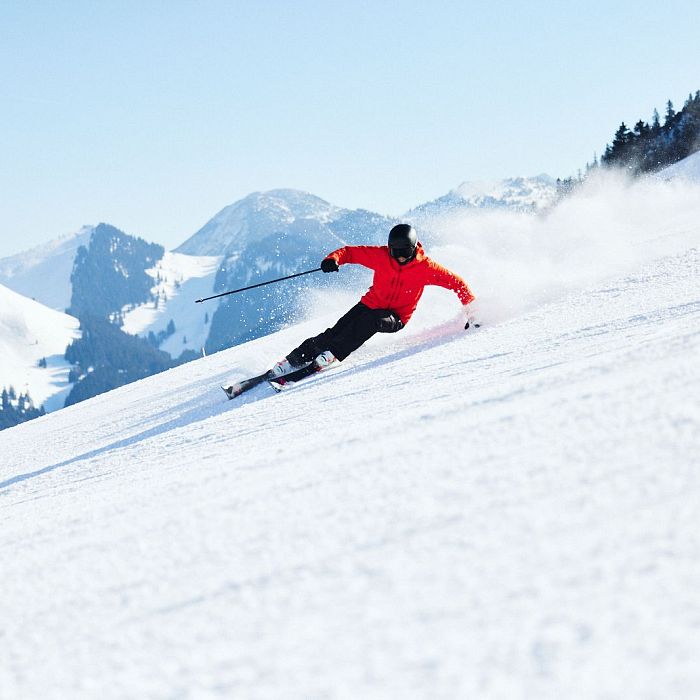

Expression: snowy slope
xmin=0 ymin=225 xmax=93 ymax=311
xmin=1 ymin=173 xmax=699 ymax=699
xmin=657 ymin=149 xmax=700 ymax=183
xmin=121 ymin=251 xmax=221 ymax=356
xmin=0 ymin=283 xmax=80 ymax=411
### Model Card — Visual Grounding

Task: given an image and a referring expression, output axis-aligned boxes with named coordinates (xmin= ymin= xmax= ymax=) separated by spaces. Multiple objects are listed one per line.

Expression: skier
xmin=270 ymin=223 xmax=477 ymax=379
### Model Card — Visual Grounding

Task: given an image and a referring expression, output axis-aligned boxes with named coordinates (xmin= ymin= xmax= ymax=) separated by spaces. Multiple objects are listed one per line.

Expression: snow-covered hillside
xmin=658 ymin=148 xmax=700 ymax=182
xmin=121 ymin=251 xmax=221 ymax=356
xmin=0 ymin=283 xmax=80 ymax=411
xmin=0 ymin=225 xmax=93 ymax=311
xmin=1 ymin=172 xmax=698 ymax=699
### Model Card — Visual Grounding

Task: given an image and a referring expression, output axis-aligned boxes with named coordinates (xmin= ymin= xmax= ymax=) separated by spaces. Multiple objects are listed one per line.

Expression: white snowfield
xmin=0 ymin=283 xmax=80 ymax=411
xmin=656 ymin=148 xmax=700 ymax=183
xmin=121 ymin=251 xmax=221 ymax=357
xmin=1 ymin=171 xmax=700 ymax=699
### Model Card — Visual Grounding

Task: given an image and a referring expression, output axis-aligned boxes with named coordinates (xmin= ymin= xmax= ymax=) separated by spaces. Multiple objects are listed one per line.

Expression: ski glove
xmin=375 ymin=310 xmax=404 ymax=333
xmin=321 ymin=257 xmax=339 ymax=273
xmin=463 ymin=302 xmax=481 ymax=330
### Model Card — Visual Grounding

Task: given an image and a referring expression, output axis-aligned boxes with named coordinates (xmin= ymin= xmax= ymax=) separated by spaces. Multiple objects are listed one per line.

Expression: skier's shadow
xmin=359 ymin=319 xmax=505 ymax=373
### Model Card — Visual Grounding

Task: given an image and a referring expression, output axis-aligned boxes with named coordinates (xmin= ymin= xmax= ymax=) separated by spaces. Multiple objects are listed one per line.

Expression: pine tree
xmin=633 ymin=120 xmax=649 ymax=137
xmin=602 ymin=122 xmax=632 ymax=167
xmin=600 ymin=90 xmax=700 ymax=174
xmin=664 ymin=100 xmax=676 ymax=127
xmin=0 ymin=386 xmax=45 ymax=431
xmin=615 ymin=122 xmax=632 ymax=145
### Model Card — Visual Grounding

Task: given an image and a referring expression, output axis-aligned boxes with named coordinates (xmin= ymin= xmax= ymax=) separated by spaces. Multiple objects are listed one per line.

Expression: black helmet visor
xmin=389 ymin=245 xmax=414 ymax=260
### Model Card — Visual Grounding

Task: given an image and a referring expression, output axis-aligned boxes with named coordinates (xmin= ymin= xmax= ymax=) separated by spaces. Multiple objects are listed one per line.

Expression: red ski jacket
xmin=325 ymin=243 xmax=475 ymax=325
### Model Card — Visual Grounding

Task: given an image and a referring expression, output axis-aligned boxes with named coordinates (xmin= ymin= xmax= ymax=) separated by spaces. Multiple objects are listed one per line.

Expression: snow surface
xmin=657 ymin=149 xmax=700 ymax=183
xmin=0 ymin=225 xmax=93 ymax=311
xmin=121 ymin=251 xmax=221 ymax=357
xmin=0 ymin=283 xmax=80 ymax=410
xmin=1 ymin=170 xmax=699 ymax=699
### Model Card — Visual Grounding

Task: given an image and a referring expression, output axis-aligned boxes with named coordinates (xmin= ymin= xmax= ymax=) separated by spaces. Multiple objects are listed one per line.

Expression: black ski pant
xmin=287 ymin=302 xmax=404 ymax=364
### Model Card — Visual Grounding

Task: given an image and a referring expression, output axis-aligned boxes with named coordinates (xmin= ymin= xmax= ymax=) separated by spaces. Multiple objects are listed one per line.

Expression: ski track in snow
xmin=1 ymin=245 xmax=699 ymax=698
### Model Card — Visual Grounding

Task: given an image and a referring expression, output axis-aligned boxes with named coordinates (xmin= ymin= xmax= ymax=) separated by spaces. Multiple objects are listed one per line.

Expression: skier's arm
xmin=427 ymin=261 xmax=476 ymax=306
xmin=323 ymin=246 xmax=385 ymax=271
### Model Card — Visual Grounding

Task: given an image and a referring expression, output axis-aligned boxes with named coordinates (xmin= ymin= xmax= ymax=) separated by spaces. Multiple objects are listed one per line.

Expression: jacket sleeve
xmin=326 ymin=246 xmax=386 ymax=271
xmin=427 ymin=261 xmax=475 ymax=305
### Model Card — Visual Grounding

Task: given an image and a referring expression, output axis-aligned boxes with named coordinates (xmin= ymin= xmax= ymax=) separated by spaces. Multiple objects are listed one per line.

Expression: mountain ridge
xmin=405 ymin=173 xmax=559 ymax=223
xmin=175 ymin=188 xmax=343 ymax=257
xmin=0 ymin=225 xmax=94 ymax=311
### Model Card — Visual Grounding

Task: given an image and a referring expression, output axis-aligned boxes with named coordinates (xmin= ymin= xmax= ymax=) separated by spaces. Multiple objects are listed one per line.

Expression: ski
xmin=222 ymin=370 xmax=273 ymax=400
xmin=222 ymin=361 xmax=316 ymax=400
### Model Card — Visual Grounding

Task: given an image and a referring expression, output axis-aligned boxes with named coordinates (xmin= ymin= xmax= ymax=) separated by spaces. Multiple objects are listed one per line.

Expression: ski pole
xmin=195 ymin=267 xmax=322 ymax=303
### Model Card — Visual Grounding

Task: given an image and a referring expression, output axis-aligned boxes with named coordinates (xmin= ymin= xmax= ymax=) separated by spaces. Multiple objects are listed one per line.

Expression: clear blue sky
xmin=1 ymin=0 xmax=699 ymax=257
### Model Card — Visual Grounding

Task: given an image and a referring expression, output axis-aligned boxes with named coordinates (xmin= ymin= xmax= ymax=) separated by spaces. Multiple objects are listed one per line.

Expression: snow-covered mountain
xmin=406 ymin=174 xmax=559 ymax=223
xmin=0 ymin=282 xmax=80 ymax=412
xmin=0 ymin=222 xmax=216 ymax=362
xmin=176 ymin=188 xmax=346 ymax=257
xmin=1 ymin=170 xmax=698 ymax=698
xmin=0 ymin=225 xmax=93 ymax=311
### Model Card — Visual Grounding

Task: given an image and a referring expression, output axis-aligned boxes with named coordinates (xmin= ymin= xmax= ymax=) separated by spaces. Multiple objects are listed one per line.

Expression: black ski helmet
xmin=388 ymin=224 xmax=417 ymax=262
